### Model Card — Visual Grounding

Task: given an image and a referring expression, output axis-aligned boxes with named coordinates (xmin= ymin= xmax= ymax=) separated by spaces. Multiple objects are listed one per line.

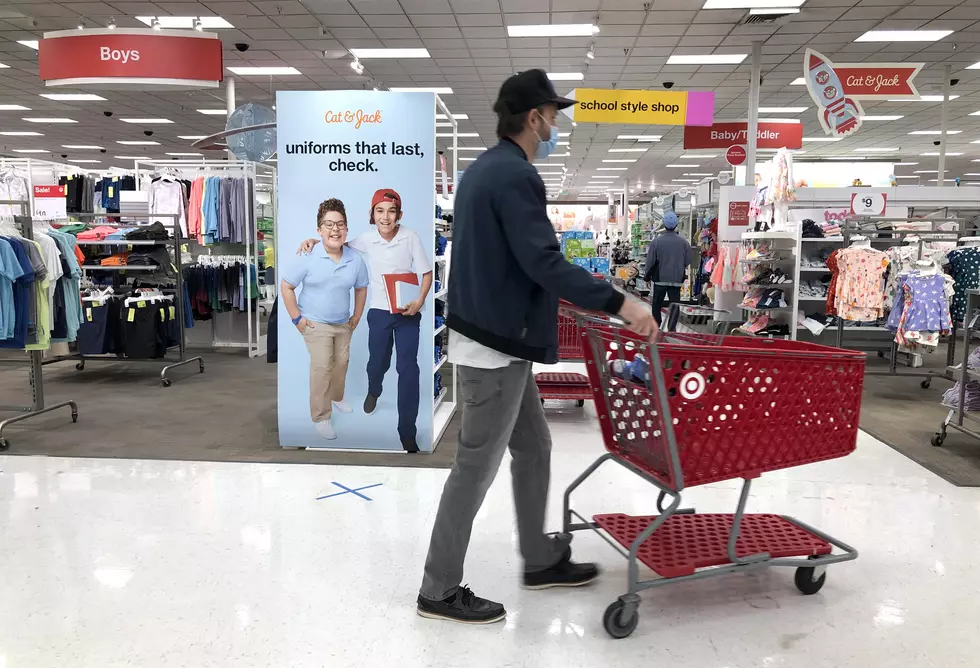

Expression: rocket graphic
xmin=805 ymin=49 xmax=864 ymax=138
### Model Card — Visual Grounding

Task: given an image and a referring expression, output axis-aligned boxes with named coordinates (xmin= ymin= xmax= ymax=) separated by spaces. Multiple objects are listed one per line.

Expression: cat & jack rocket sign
xmin=804 ymin=48 xmax=924 ymax=138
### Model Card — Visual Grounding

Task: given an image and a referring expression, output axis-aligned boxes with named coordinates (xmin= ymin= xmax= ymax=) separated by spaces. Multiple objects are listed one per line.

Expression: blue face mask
xmin=535 ymin=120 xmax=559 ymax=159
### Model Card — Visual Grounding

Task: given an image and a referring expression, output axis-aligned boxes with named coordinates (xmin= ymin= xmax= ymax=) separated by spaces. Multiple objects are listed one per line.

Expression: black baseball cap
xmin=493 ymin=69 xmax=577 ymax=115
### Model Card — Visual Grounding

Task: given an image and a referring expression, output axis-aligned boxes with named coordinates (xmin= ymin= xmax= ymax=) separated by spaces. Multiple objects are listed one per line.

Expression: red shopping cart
xmin=562 ymin=310 xmax=864 ymax=638
xmin=535 ymin=296 xmax=608 ymax=407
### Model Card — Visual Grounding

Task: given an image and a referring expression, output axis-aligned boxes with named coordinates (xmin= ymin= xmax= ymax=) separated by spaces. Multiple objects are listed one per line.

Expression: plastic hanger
xmin=850 ymin=235 xmax=871 ymax=248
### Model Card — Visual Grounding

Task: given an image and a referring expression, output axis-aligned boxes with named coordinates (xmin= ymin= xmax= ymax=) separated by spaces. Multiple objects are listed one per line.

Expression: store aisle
xmin=1 ymin=417 xmax=977 ymax=668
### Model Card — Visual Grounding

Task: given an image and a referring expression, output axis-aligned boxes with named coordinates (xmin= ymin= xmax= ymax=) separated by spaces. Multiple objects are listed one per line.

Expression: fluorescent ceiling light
xmin=802 ymin=137 xmax=842 ymax=142
xmin=856 ymin=30 xmax=953 ymax=42
xmin=861 ymin=115 xmax=903 ymax=121
xmin=62 ymin=144 xmax=103 ymax=149
xmin=894 ymin=175 xmax=918 ymax=179
xmin=349 ymin=48 xmax=430 ymax=59
xmin=592 ymin=176 xmax=618 ymax=180
xmin=965 ymin=173 xmax=980 ymax=177
xmin=686 ymin=173 xmax=714 ymax=176
xmin=667 ymin=54 xmax=747 ymax=65
xmin=682 ymin=154 xmax=718 ymax=159
xmin=790 ymin=77 xmax=805 ymax=85
xmin=909 ymin=130 xmax=962 ymax=135
xmin=914 ymin=170 xmax=939 ymax=174
xmin=921 ymin=152 xmax=963 ymax=156
xmin=17 ymin=41 xmax=38 ymax=50
xmin=459 ymin=157 xmax=478 ymax=162
xmin=435 ymin=113 xmax=468 ymax=120
xmin=0 ymin=131 xmax=42 ymax=136
xmin=547 ymin=72 xmax=584 ymax=81
xmin=854 ymin=147 xmax=899 ymax=152
xmin=0 ymin=105 xmax=31 ymax=111
xmin=391 ymin=87 xmax=453 ymax=94
xmin=197 ymin=109 xmax=227 ymax=115
xmin=893 ymin=162 xmax=918 ymax=166
xmin=136 ymin=16 xmax=234 ymax=29
xmin=165 ymin=152 xmax=202 ymax=156
xmin=608 ymin=148 xmax=648 ymax=153
xmin=758 ymin=107 xmax=807 ymax=113
xmin=970 ymin=63 xmax=980 ymax=70
xmin=437 ymin=132 xmax=478 ymax=137
xmin=602 ymin=159 xmax=637 ymax=163
xmin=178 ymin=135 xmax=206 ymax=140
xmin=119 ymin=118 xmax=173 ymax=124
xmin=888 ymin=95 xmax=958 ymax=102
xmin=22 ymin=117 xmax=76 ymax=123
xmin=507 ymin=24 xmax=599 ymax=38
xmin=12 ymin=149 xmax=47 ymax=153
xmin=114 ymin=156 xmax=153 ymax=160
xmin=226 ymin=67 xmax=301 ymax=76
xmin=0 ymin=64 xmax=8 ymax=69
xmin=40 ymin=93 xmax=107 ymax=102
xmin=826 ymin=156 xmax=865 ymax=160
xmin=597 ymin=167 xmax=628 ymax=171
xmin=750 ymin=7 xmax=800 ymax=14
xmin=117 ymin=140 xmax=160 ymax=146
xmin=67 ymin=159 xmax=101 ymax=163
xmin=617 ymin=135 xmax=661 ymax=141
xmin=666 ymin=164 xmax=700 ymax=168
xmin=971 ymin=111 xmax=980 ymax=116
xmin=450 ymin=147 xmax=486 ymax=151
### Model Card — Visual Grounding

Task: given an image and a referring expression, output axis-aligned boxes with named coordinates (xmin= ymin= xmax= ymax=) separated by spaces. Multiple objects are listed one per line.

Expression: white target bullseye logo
xmin=679 ymin=372 xmax=706 ymax=400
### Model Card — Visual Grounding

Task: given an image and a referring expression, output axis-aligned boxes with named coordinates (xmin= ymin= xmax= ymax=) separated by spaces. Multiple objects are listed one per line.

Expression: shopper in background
xmin=281 ymin=198 xmax=369 ymax=440
xmin=643 ymin=211 xmax=691 ymax=327
xmin=298 ymin=188 xmax=433 ymax=453
xmin=416 ymin=69 xmax=658 ymax=625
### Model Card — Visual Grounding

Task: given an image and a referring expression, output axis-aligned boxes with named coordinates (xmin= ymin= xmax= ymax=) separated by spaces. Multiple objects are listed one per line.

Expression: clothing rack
xmin=836 ymin=216 xmax=964 ymax=386
xmin=45 ymin=212 xmax=204 ymax=387
xmin=0 ymin=205 xmax=78 ymax=450
xmin=134 ymin=159 xmax=273 ymax=357
xmin=933 ymin=289 xmax=980 ymax=447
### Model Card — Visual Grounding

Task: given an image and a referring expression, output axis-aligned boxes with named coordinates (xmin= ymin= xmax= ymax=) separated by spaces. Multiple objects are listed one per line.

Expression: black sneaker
xmin=417 ymin=585 xmax=506 ymax=624
xmin=402 ymin=438 xmax=420 ymax=453
xmin=363 ymin=395 xmax=378 ymax=415
xmin=523 ymin=549 xmax=600 ymax=590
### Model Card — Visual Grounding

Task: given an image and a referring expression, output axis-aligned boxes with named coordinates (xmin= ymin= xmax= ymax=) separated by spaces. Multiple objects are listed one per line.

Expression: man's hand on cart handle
xmin=617 ymin=297 xmax=659 ymax=338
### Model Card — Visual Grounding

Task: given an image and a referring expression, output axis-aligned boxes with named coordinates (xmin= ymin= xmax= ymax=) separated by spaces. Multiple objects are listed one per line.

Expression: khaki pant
xmin=302 ymin=323 xmax=353 ymax=422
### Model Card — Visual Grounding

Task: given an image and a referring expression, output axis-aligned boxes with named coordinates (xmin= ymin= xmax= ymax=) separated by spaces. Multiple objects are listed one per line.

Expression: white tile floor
xmin=1 ymin=405 xmax=978 ymax=668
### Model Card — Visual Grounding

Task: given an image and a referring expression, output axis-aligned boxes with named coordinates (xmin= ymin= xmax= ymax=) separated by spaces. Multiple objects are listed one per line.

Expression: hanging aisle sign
xmin=561 ymin=88 xmax=715 ymax=126
xmin=32 ymin=185 xmax=67 ymax=221
xmin=684 ymin=120 xmax=802 ymax=150
xmin=38 ymin=28 xmax=223 ymax=89
xmin=804 ymin=49 xmax=924 ymax=138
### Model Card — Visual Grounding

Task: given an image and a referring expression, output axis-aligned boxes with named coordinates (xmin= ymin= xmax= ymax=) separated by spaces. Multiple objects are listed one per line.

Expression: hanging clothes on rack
xmin=148 ymin=174 xmax=189 ymax=238
xmin=58 ymin=174 xmax=97 ymax=213
xmin=183 ymin=257 xmax=258 ymax=320
xmin=0 ymin=167 xmax=29 ymax=216
xmin=832 ymin=245 xmax=890 ymax=321
xmin=944 ymin=246 xmax=980 ymax=325
xmin=885 ymin=267 xmax=954 ymax=350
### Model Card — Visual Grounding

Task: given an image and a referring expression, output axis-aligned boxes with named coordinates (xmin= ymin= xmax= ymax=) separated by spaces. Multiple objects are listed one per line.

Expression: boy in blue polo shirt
xmin=281 ymin=198 xmax=369 ymax=440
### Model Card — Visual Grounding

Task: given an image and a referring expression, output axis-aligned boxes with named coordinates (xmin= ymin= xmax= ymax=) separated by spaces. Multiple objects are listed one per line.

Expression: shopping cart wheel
xmin=931 ymin=432 xmax=946 ymax=447
xmin=920 ymin=378 xmax=932 ymax=389
xmin=794 ymin=563 xmax=827 ymax=596
xmin=576 ymin=400 xmax=585 ymax=407
xmin=0 ymin=438 xmax=8 ymax=451
xmin=161 ymin=378 xmax=172 ymax=388
xmin=602 ymin=599 xmax=639 ymax=639
xmin=75 ymin=361 xmax=85 ymax=371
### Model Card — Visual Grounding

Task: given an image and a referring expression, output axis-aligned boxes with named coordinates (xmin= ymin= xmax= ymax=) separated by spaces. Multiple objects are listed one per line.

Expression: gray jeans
xmin=419 ymin=361 xmax=569 ymax=601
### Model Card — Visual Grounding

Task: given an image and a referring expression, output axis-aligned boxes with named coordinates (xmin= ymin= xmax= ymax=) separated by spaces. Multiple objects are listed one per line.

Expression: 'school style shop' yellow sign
xmin=562 ymin=88 xmax=715 ymax=126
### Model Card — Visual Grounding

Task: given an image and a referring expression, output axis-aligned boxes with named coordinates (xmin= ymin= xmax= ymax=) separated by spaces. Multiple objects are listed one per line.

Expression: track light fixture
xmin=350 ymin=57 xmax=364 ymax=74
xmin=108 ymin=17 xmax=116 ymax=29
xmin=586 ymin=48 xmax=595 ymax=60
xmin=77 ymin=19 xmax=85 ymax=30
xmin=151 ymin=17 xmax=161 ymax=30
xmin=194 ymin=18 xmax=203 ymax=31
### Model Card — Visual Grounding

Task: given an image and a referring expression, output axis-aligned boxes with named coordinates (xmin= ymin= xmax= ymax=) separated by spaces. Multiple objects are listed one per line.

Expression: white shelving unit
xmin=432 ymin=212 xmax=456 ymax=449
xmin=738 ymin=230 xmax=801 ymax=337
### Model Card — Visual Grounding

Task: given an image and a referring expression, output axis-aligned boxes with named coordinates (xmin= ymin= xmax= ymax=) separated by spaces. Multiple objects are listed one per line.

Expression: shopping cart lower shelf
xmin=535 ymin=371 xmax=590 ymax=406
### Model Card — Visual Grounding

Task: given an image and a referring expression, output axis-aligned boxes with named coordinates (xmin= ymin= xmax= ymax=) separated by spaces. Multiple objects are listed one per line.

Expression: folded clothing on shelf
xmin=77 ymin=226 xmax=120 ymax=241
xmin=801 ymin=219 xmax=824 ymax=239
xmin=125 ymin=222 xmax=170 ymax=241
xmin=740 ymin=288 xmax=787 ymax=309
xmin=100 ymin=252 xmax=130 ymax=266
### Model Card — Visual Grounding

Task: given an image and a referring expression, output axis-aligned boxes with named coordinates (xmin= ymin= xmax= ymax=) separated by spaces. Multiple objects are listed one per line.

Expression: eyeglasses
xmin=319 ymin=221 xmax=348 ymax=230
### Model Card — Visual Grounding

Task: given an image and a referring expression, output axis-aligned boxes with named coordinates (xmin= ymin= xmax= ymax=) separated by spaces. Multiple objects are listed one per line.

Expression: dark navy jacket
xmin=446 ymin=138 xmax=625 ymax=364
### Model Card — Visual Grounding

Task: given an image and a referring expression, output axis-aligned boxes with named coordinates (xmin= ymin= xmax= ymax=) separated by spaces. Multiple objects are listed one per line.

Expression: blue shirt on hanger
xmin=0 ymin=236 xmax=33 ymax=347
xmin=0 ymin=237 xmax=25 ymax=339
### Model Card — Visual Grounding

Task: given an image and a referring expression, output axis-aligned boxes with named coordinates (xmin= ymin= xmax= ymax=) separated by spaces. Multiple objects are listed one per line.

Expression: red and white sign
xmin=850 ymin=191 xmax=887 ymax=216
xmin=683 ymin=121 xmax=803 ymax=150
xmin=728 ymin=201 xmax=750 ymax=227
xmin=32 ymin=185 xmax=67 ymax=221
xmin=726 ymin=145 xmax=747 ymax=166
xmin=38 ymin=29 xmax=223 ymax=89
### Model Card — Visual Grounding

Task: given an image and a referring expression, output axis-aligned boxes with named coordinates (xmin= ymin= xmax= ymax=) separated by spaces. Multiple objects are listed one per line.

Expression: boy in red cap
xmin=298 ymin=187 xmax=432 ymax=452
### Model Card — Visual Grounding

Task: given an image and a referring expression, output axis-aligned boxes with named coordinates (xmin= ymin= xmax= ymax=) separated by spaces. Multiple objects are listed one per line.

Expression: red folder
xmin=383 ymin=272 xmax=419 ymax=313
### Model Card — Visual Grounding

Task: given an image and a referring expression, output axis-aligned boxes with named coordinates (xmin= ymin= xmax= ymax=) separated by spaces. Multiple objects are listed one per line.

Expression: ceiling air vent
xmin=740 ymin=11 xmax=795 ymax=26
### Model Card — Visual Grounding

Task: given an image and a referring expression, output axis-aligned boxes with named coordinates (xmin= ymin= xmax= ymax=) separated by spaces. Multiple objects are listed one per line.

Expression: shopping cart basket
xmin=562 ymin=310 xmax=864 ymax=638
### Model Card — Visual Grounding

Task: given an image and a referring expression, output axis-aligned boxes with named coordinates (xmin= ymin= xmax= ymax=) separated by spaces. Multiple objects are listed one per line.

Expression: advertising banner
xmin=684 ymin=121 xmax=803 ymax=150
xmin=32 ymin=185 xmax=67 ymax=221
xmin=562 ymin=88 xmax=715 ymax=126
xmin=38 ymin=28 xmax=223 ymax=89
xmin=276 ymin=91 xmax=436 ymax=452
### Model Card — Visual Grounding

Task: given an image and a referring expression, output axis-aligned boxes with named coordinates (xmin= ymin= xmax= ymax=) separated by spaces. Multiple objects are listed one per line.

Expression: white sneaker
xmin=314 ymin=420 xmax=337 ymax=440
xmin=332 ymin=400 xmax=353 ymax=413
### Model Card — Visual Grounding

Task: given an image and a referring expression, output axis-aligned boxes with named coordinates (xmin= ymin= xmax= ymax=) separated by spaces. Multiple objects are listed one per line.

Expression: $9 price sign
xmin=850 ymin=191 xmax=887 ymax=217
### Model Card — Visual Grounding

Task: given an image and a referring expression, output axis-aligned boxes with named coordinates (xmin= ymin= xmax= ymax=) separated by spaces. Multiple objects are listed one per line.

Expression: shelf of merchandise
xmin=738 ymin=305 xmax=793 ymax=313
xmin=802 ymin=237 xmax=844 ymax=243
xmin=76 ymin=239 xmax=172 ymax=246
xmin=800 ymin=266 xmax=830 ymax=272
xmin=433 ymin=386 xmax=448 ymax=413
xmin=745 ymin=282 xmax=794 ymax=288
xmin=434 ymin=323 xmax=446 ymax=336
xmin=741 ymin=231 xmax=798 ymax=240
xmin=435 ymin=355 xmax=448 ymax=372
xmin=740 ymin=228 xmax=800 ymax=338
xmin=80 ymin=265 xmax=159 ymax=271
xmin=434 ymin=287 xmax=448 ymax=300
xmin=799 ymin=296 xmax=829 ymax=301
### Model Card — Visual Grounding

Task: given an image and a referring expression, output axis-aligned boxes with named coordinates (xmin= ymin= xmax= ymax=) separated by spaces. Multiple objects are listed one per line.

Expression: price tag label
xmin=32 ymin=185 xmax=67 ymax=221
xmin=850 ymin=191 xmax=887 ymax=216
